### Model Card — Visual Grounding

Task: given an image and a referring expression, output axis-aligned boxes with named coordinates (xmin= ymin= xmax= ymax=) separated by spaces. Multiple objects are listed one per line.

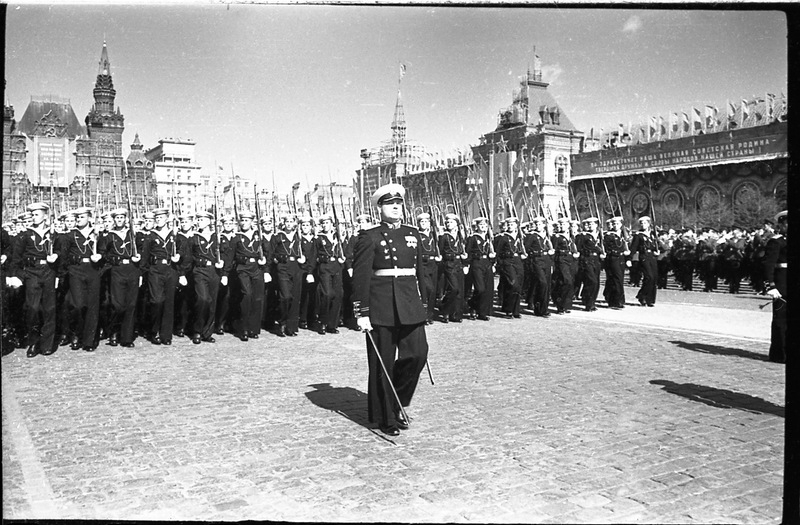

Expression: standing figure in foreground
xmin=602 ymin=216 xmax=631 ymax=309
xmin=762 ymin=210 xmax=787 ymax=364
xmin=352 ymin=184 xmax=429 ymax=437
xmin=630 ymin=216 xmax=659 ymax=307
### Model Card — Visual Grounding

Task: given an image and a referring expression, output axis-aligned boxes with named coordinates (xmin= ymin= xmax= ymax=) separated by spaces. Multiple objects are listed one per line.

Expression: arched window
xmin=555 ymin=155 xmax=568 ymax=184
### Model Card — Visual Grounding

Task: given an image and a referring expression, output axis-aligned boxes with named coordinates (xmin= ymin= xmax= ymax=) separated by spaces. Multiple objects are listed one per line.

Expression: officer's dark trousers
xmin=468 ymin=259 xmax=494 ymax=318
xmin=579 ymin=257 xmax=601 ymax=310
xmin=192 ymin=266 xmax=220 ymax=339
xmin=68 ymin=263 xmax=101 ymax=347
xmin=148 ymin=264 xmax=177 ymax=341
xmin=440 ymin=261 xmax=464 ymax=320
xmin=237 ymin=263 xmax=264 ymax=336
xmin=769 ymin=268 xmax=787 ymax=363
xmin=527 ymin=257 xmax=552 ymax=316
xmin=276 ymin=261 xmax=303 ymax=333
xmin=636 ymin=255 xmax=658 ymax=305
xmin=603 ymin=256 xmax=626 ymax=307
xmin=366 ymin=322 xmax=429 ymax=427
xmin=24 ymin=265 xmax=57 ymax=352
xmin=109 ymin=264 xmax=140 ymax=344
xmin=317 ymin=262 xmax=343 ymax=330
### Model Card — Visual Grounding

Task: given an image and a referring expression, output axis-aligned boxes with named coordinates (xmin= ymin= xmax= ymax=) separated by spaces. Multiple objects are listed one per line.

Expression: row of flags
xmin=591 ymin=92 xmax=787 ymax=148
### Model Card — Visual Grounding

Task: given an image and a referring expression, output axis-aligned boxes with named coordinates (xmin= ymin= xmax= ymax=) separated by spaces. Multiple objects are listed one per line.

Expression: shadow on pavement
xmin=305 ymin=383 xmax=373 ymax=430
xmin=669 ymin=340 xmax=769 ymax=362
xmin=650 ymin=379 xmax=784 ymax=417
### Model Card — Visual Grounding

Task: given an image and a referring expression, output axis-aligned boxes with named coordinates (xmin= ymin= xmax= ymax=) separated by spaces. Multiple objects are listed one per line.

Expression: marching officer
xmin=271 ymin=213 xmax=304 ymax=337
xmin=602 ymin=216 xmax=631 ymax=309
xmin=60 ymin=207 xmax=103 ymax=351
xmin=141 ymin=208 xmax=183 ymax=345
xmin=524 ymin=216 xmax=554 ymax=317
xmin=438 ymin=213 xmax=467 ymax=322
xmin=314 ymin=214 xmax=345 ymax=335
xmin=352 ymin=183 xmax=429 ymax=436
xmin=630 ymin=216 xmax=659 ymax=307
xmin=189 ymin=211 xmax=225 ymax=344
xmin=465 ymin=217 xmax=495 ymax=321
xmin=231 ymin=210 xmax=270 ymax=341
xmin=575 ymin=217 xmax=604 ymax=312
xmin=99 ymin=208 xmax=142 ymax=348
xmin=7 ymin=202 xmax=60 ymax=357
xmin=494 ymin=216 xmax=527 ymax=318
xmin=763 ymin=210 xmax=787 ymax=363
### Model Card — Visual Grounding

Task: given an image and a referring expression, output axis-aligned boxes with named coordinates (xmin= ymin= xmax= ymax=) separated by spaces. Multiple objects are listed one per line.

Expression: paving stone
xmin=1 ymin=290 xmax=784 ymax=522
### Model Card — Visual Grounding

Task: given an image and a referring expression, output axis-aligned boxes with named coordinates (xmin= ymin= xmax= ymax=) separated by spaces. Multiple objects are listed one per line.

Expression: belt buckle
xmin=121 ymin=259 xmax=130 ymax=265
xmin=39 ymin=260 xmax=47 ymax=265
xmin=82 ymin=257 xmax=90 ymax=263
xmin=289 ymin=257 xmax=296 ymax=261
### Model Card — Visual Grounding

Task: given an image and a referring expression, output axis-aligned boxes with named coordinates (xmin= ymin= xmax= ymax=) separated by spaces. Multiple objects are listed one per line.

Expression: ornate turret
xmin=85 ymin=41 xmax=124 ymax=137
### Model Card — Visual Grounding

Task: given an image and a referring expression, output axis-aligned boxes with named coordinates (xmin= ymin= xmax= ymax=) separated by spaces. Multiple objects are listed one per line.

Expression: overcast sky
xmin=4 ymin=5 xmax=788 ymax=192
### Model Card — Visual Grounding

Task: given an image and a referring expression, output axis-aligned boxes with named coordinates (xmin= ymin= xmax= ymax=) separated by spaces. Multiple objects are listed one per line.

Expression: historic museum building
xmin=2 ymin=43 xmax=158 ymax=222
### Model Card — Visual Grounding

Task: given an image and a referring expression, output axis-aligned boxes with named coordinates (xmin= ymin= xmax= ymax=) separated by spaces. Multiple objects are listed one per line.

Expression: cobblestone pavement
xmin=2 ymin=288 xmax=784 ymax=523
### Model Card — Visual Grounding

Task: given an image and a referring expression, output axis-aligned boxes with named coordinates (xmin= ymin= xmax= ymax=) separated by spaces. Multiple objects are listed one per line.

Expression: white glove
xmin=55 ymin=277 xmax=60 ymax=288
xmin=298 ymin=255 xmax=306 ymax=264
xmin=306 ymin=274 xmax=315 ymax=283
xmin=348 ymin=268 xmax=353 ymax=278
xmin=434 ymin=255 xmax=442 ymax=262
xmin=264 ymin=273 xmax=272 ymax=283
xmin=132 ymin=254 xmax=141 ymax=263
xmin=179 ymin=275 xmax=188 ymax=287
xmin=626 ymin=260 xmax=632 ymax=268
xmin=548 ymin=249 xmax=555 ymax=256
xmin=357 ymin=317 xmax=373 ymax=332
xmin=215 ymin=260 xmax=224 ymax=269
xmin=221 ymin=275 xmax=229 ymax=286
xmin=337 ymin=257 xmax=346 ymax=264
xmin=7 ymin=276 xmax=23 ymax=288
xmin=90 ymin=253 xmax=102 ymax=263
xmin=0 ymin=254 xmax=6 ymax=265
xmin=623 ymin=250 xmax=631 ymax=256
xmin=489 ymin=253 xmax=496 ymax=259
xmin=258 ymin=257 xmax=267 ymax=265
xmin=139 ymin=276 xmax=143 ymax=287
xmin=47 ymin=253 xmax=58 ymax=263
xmin=171 ymin=254 xmax=181 ymax=263
xmin=521 ymin=254 xmax=528 ymax=260
xmin=462 ymin=266 xmax=469 ymax=275
xmin=766 ymin=288 xmax=782 ymax=300
xmin=572 ymin=253 xmax=580 ymax=259
xmin=600 ymin=254 xmax=606 ymax=260
xmin=460 ymin=253 xmax=468 ymax=260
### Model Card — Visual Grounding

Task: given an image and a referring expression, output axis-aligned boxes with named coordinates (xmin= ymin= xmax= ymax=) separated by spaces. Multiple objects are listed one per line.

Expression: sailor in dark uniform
xmin=271 ymin=213 xmax=304 ymax=337
xmin=173 ymin=213 xmax=195 ymax=338
xmin=602 ymin=216 xmax=631 ymax=309
xmin=575 ymin=217 xmax=604 ymax=312
xmin=140 ymin=208 xmax=183 ymax=345
xmin=298 ymin=215 xmax=318 ymax=330
xmin=231 ymin=210 xmax=269 ymax=341
xmin=465 ymin=217 xmax=495 ymax=321
xmin=314 ymin=213 xmax=345 ymax=335
xmin=524 ymin=216 xmax=554 ymax=317
xmin=629 ymin=216 xmax=659 ymax=307
xmin=416 ymin=212 xmax=440 ymax=325
xmin=438 ymin=213 xmax=467 ymax=322
xmin=353 ymin=183 xmax=429 ymax=437
xmin=763 ymin=210 xmax=787 ymax=363
xmin=215 ymin=215 xmax=237 ymax=335
xmin=189 ymin=211 xmax=225 ymax=344
xmin=494 ymin=216 xmax=527 ymax=318
xmin=7 ymin=202 xmax=60 ymax=357
xmin=98 ymin=208 xmax=142 ymax=348
xmin=551 ymin=217 xmax=579 ymax=314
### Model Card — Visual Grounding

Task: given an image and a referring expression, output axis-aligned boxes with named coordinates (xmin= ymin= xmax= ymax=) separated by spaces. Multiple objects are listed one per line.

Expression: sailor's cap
xmin=416 ymin=212 xmax=431 ymax=221
xmin=27 ymin=202 xmax=49 ymax=212
xmin=110 ymin=208 xmax=128 ymax=217
xmin=775 ymin=210 xmax=787 ymax=223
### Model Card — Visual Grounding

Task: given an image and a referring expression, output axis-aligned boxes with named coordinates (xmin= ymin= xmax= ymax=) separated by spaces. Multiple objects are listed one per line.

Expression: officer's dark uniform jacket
xmin=352 ymin=222 xmax=427 ymax=327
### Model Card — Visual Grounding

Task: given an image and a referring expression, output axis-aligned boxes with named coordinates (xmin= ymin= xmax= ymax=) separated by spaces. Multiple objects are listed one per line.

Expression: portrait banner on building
xmin=26 ymin=136 xmax=77 ymax=188
xmin=571 ymin=124 xmax=787 ymax=180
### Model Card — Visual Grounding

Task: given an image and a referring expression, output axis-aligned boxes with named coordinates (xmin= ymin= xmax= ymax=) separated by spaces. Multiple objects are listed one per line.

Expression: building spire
xmin=391 ymin=87 xmax=406 ymax=159
xmin=98 ymin=40 xmax=111 ymax=77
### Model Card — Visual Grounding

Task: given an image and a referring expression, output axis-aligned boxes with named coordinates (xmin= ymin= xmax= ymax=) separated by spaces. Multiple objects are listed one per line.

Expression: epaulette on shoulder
xmin=361 ymin=224 xmax=379 ymax=231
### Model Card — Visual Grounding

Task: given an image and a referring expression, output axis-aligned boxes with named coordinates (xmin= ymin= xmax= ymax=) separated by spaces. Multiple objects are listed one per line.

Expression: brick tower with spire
xmin=76 ymin=41 xmax=126 ymax=210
